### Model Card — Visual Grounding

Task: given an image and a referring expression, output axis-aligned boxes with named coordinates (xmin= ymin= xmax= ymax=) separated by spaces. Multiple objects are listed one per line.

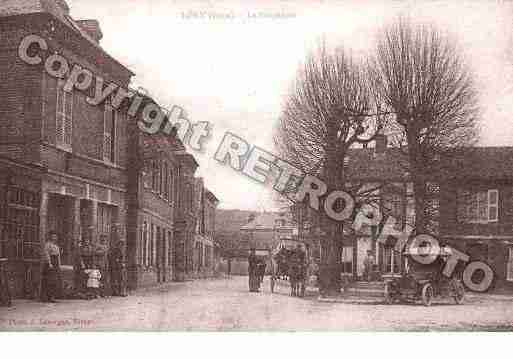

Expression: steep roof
xmin=1 ymin=0 xmax=91 ymax=43
xmin=443 ymin=147 xmax=513 ymax=181
xmin=0 ymin=0 xmax=134 ymax=75
xmin=204 ymin=188 xmax=219 ymax=205
xmin=215 ymin=209 xmax=258 ymax=234
xmin=240 ymin=212 xmax=293 ymax=231
xmin=346 ymin=148 xmax=408 ymax=181
xmin=345 ymin=146 xmax=513 ymax=182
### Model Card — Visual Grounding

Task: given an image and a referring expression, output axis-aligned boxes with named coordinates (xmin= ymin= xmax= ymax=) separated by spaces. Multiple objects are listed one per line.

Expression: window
xmin=142 ymin=221 xmax=148 ymax=266
xmin=384 ymin=193 xmax=403 ymax=221
xmin=153 ymin=225 xmax=158 ymax=266
xmin=458 ymin=189 xmax=499 ymax=223
xmin=103 ymin=99 xmax=116 ymax=163
xmin=383 ymin=246 xmax=400 ymax=274
xmin=167 ymin=231 xmax=173 ymax=268
xmin=168 ymin=167 xmax=174 ymax=203
xmin=507 ymin=248 xmax=513 ymax=281
xmin=406 ymin=197 xmax=415 ymax=226
xmin=155 ymin=162 xmax=162 ymax=194
xmin=0 ymin=187 xmax=39 ymax=261
xmin=341 ymin=247 xmax=353 ymax=274
xmin=150 ymin=224 xmax=155 ymax=266
xmin=163 ymin=162 xmax=169 ymax=199
xmin=488 ymin=190 xmax=498 ymax=221
xmin=56 ymin=79 xmax=73 ymax=149
xmin=151 ymin=161 xmax=158 ymax=191
xmin=97 ymin=203 xmax=113 ymax=237
xmin=205 ymin=245 xmax=211 ymax=268
xmin=158 ymin=161 xmax=164 ymax=195
xmin=196 ymin=242 xmax=202 ymax=269
xmin=188 ymin=184 xmax=194 ymax=211
xmin=156 ymin=226 xmax=161 ymax=267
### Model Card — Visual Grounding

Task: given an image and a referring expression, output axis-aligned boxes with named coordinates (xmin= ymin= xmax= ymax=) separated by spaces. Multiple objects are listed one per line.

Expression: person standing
xmin=40 ymin=231 xmax=62 ymax=303
xmin=95 ymin=234 xmax=109 ymax=297
xmin=363 ymin=250 xmax=375 ymax=282
xmin=0 ymin=258 xmax=11 ymax=307
xmin=109 ymin=239 xmax=127 ymax=297
xmin=84 ymin=265 xmax=102 ymax=299
xmin=248 ymin=248 xmax=259 ymax=292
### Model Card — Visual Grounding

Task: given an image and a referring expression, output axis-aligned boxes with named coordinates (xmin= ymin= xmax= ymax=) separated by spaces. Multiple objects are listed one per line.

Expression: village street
xmin=1 ymin=276 xmax=513 ymax=331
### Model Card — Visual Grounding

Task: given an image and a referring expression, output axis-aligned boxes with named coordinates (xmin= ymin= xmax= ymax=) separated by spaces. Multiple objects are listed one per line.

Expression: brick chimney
xmin=54 ymin=0 xmax=70 ymax=14
xmin=77 ymin=19 xmax=103 ymax=44
xmin=375 ymin=134 xmax=388 ymax=154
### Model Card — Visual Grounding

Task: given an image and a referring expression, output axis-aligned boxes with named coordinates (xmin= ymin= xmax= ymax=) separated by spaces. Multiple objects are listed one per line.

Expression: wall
xmin=439 ymin=180 xmax=513 ymax=237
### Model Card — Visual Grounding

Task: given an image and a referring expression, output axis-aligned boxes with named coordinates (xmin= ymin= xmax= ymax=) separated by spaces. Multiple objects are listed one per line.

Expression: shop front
xmin=0 ymin=158 xmax=45 ymax=299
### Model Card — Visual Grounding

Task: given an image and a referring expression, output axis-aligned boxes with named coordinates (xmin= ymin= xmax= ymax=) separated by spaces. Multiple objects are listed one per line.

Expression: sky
xmin=67 ymin=0 xmax=513 ymax=211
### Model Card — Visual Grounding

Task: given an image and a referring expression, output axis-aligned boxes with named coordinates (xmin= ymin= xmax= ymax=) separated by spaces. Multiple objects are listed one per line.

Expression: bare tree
xmin=274 ymin=41 xmax=386 ymax=295
xmin=370 ymin=18 xmax=479 ymax=233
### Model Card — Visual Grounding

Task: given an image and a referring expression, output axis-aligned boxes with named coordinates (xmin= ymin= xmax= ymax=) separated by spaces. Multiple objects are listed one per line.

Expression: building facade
xmin=0 ymin=0 xmax=221 ymax=300
xmin=299 ymin=134 xmax=513 ymax=292
xmin=0 ymin=0 xmax=133 ymax=297
xmin=240 ymin=212 xmax=296 ymax=252
xmin=125 ymin=99 xmax=183 ymax=289
xmin=438 ymin=148 xmax=513 ymax=292
xmin=174 ymin=152 xmax=198 ymax=281
xmin=191 ymin=178 xmax=219 ymax=278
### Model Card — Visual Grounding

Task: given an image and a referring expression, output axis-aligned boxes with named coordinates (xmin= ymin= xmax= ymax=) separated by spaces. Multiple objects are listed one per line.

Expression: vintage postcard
xmin=1 ymin=0 xmax=513 ymax=333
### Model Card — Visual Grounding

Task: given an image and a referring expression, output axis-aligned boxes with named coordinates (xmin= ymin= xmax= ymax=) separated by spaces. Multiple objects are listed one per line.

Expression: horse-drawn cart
xmin=273 ymin=246 xmax=307 ymax=297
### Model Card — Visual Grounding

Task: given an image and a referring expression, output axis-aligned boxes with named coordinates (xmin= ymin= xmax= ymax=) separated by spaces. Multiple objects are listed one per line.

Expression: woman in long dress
xmin=40 ymin=231 xmax=62 ymax=302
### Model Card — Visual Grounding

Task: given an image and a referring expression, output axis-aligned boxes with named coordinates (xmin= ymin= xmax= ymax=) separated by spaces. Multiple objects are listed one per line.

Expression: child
xmin=84 ymin=265 xmax=102 ymax=299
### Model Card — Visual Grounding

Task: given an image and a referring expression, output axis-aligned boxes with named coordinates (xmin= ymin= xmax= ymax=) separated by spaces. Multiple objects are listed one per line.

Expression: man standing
xmin=40 ymin=231 xmax=62 ymax=303
xmin=363 ymin=250 xmax=375 ymax=282
xmin=248 ymin=248 xmax=259 ymax=292
xmin=109 ymin=239 xmax=127 ymax=297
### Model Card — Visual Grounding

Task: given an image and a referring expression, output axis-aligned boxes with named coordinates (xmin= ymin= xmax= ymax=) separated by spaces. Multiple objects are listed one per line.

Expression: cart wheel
xmin=421 ymin=283 xmax=434 ymax=307
xmin=452 ymin=281 xmax=465 ymax=304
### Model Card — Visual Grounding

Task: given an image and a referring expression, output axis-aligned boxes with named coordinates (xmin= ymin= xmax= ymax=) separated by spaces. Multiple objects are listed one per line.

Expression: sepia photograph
xmin=1 ymin=0 xmax=513 ymax=338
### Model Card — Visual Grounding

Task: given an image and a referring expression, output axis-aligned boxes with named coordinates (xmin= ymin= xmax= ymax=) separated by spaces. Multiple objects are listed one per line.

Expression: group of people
xmin=40 ymin=231 xmax=127 ymax=303
xmin=248 ymin=248 xmax=266 ymax=292
xmin=248 ymin=244 xmax=308 ymax=293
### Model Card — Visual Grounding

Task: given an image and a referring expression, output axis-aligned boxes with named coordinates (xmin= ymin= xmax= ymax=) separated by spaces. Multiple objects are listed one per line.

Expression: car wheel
xmin=421 ymin=283 xmax=434 ymax=307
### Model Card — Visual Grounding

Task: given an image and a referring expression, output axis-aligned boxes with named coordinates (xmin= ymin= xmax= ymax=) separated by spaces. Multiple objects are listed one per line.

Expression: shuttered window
xmin=458 ymin=189 xmax=499 ymax=223
xmin=56 ymin=79 xmax=73 ymax=149
xmin=142 ymin=221 xmax=148 ymax=267
xmin=163 ymin=162 xmax=169 ymax=199
xmin=103 ymin=100 xmax=116 ymax=163
xmin=507 ymin=248 xmax=513 ymax=281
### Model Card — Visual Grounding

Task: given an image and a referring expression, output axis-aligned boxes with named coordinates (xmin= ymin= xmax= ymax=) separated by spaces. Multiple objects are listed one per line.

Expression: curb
xmin=317 ymin=296 xmax=386 ymax=304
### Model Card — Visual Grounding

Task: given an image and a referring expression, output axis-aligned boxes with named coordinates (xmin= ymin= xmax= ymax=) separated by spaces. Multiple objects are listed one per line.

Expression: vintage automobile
xmin=384 ymin=246 xmax=465 ymax=306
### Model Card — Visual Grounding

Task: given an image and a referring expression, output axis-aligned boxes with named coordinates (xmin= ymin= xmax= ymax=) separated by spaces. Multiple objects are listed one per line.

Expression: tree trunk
xmin=407 ymin=125 xmax=426 ymax=234
xmin=318 ymin=129 xmax=344 ymax=296
xmin=318 ymin=213 xmax=344 ymax=296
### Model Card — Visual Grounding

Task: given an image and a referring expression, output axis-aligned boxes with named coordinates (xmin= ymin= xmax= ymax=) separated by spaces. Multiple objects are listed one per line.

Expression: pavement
xmin=1 ymin=276 xmax=513 ymax=331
